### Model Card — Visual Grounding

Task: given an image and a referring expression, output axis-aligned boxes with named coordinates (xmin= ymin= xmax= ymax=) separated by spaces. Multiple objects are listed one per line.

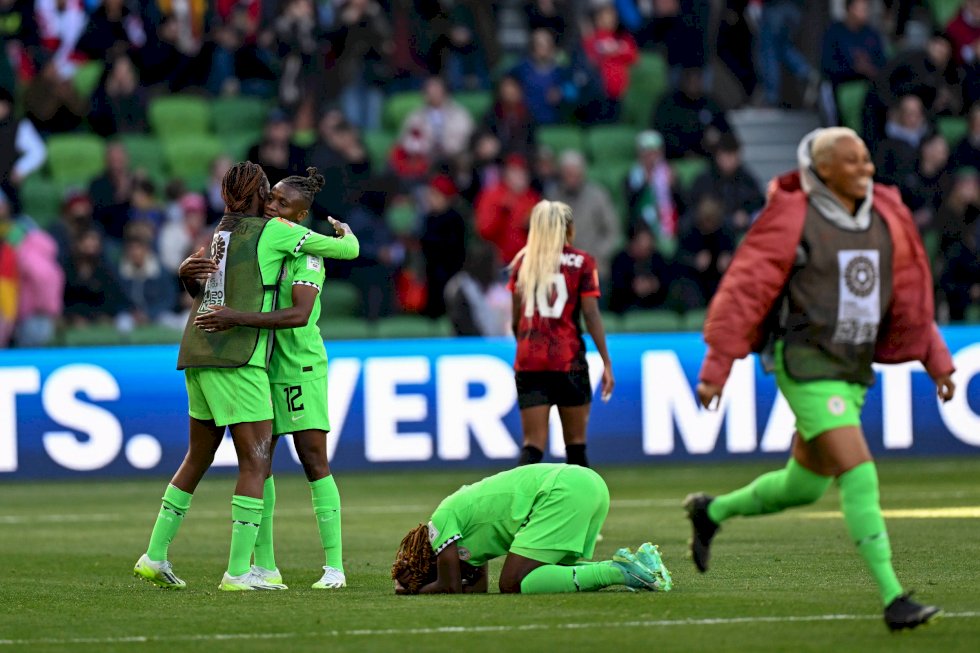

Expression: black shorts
xmin=515 ymin=369 xmax=593 ymax=409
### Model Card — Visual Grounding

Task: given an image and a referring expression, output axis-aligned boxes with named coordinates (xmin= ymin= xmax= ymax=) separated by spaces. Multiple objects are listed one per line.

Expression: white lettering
xmin=0 ymin=368 xmax=41 ymax=472
xmin=436 ymin=356 xmax=519 ymax=460
xmin=42 ymin=365 xmax=123 ymax=471
xmin=560 ymin=253 xmax=585 ymax=268
xmin=759 ymin=390 xmax=796 ymax=452
xmin=940 ymin=344 xmax=980 ymax=446
xmin=877 ymin=362 xmax=916 ymax=449
xmin=364 ymin=357 xmax=432 ymax=462
xmin=642 ymin=353 xmax=757 ymax=455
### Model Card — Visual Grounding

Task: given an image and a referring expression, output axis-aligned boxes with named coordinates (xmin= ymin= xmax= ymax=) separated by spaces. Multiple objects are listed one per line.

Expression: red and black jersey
xmin=508 ymin=245 xmax=601 ymax=372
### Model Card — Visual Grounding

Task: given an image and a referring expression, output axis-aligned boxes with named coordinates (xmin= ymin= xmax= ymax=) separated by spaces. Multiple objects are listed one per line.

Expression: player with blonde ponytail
xmin=508 ymin=200 xmax=614 ymax=468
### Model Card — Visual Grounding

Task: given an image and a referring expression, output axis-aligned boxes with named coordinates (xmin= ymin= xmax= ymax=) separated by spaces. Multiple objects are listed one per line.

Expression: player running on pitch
xmin=686 ymin=128 xmax=956 ymax=630
xmin=392 ymin=464 xmax=671 ymax=595
xmin=133 ymin=162 xmax=358 ymax=591
xmin=194 ymin=168 xmax=345 ymax=590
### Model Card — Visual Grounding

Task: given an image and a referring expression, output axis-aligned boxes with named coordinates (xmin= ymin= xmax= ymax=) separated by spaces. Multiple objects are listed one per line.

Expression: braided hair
xmin=221 ymin=161 xmax=268 ymax=215
xmin=280 ymin=166 xmax=326 ymax=208
xmin=391 ymin=523 xmax=436 ymax=594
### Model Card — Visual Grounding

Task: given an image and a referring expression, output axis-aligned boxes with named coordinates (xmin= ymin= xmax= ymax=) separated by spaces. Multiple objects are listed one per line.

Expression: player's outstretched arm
xmin=194 ymin=285 xmax=318 ymax=332
xmin=582 ymin=296 xmax=614 ymax=402
xmin=418 ymin=543 xmax=463 ymax=594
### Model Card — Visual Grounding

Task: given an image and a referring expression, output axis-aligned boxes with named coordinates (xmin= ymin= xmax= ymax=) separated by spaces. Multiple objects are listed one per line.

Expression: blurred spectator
xmin=342 ymin=185 xmax=404 ymax=322
xmin=419 ymin=175 xmax=465 ymax=319
xmin=951 ymin=103 xmax=980 ymax=171
xmin=900 ymin=133 xmax=950 ymax=233
xmin=510 ymin=29 xmax=570 ymax=126
xmin=62 ymin=225 xmax=130 ymax=326
xmin=205 ymin=155 xmax=232 ymax=223
xmin=440 ymin=0 xmax=490 ymax=91
xmin=48 ymin=189 xmax=97 ymax=267
xmin=475 ymin=153 xmax=540 ymax=264
xmin=90 ymin=53 xmax=148 ymax=137
xmin=863 ymin=32 xmax=956 ymax=147
xmin=874 ymin=95 xmax=931 ymax=187
xmin=820 ymin=0 xmax=886 ymax=86
xmin=533 ymin=143 xmax=559 ymax=198
xmin=940 ymin=219 xmax=980 ymax=321
xmin=274 ymin=0 xmax=321 ymax=112
xmin=402 ymin=76 xmax=475 ymax=162
xmin=23 ymin=58 xmax=87 ymax=133
xmin=390 ymin=114 xmax=434 ymax=185
xmin=945 ymin=0 xmax=980 ymax=66
xmin=444 ymin=240 xmax=511 ymax=336
xmin=716 ymin=0 xmax=758 ymax=99
xmin=118 ymin=227 xmax=176 ymax=325
xmin=675 ymin=195 xmax=735 ymax=308
xmin=247 ymin=111 xmax=307 ymax=186
xmin=0 ymin=192 xmax=18 ymax=345
xmin=625 ymin=130 xmax=679 ymax=242
xmin=138 ymin=9 xmax=198 ymax=90
xmin=307 ymin=111 xmax=371 ymax=221
xmin=159 ymin=192 xmax=210 ymax=275
xmin=936 ymin=167 xmax=980 ymax=255
xmin=78 ymin=0 xmax=147 ymax=60
xmin=754 ymin=0 xmax=820 ymax=107
xmin=89 ymin=141 xmax=134 ymax=241
xmin=128 ymin=177 xmax=166 ymax=233
xmin=483 ymin=75 xmax=536 ymax=159
xmin=550 ymin=149 xmax=621 ymax=279
xmin=0 ymin=1 xmax=38 ymax=91
xmin=325 ymin=0 xmax=391 ymax=132
xmin=525 ymin=0 xmax=568 ymax=46
xmin=35 ymin=0 xmax=87 ymax=78
xmin=609 ymin=225 xmax=671 ymax=314
xmin=458 ymin=129 xmax=502 ymax=204
xmin=0 ymin=85 xmax=46 ymax=213
xmin=582 ymin=3 xmax=638 ymax=123
xmin=687 ymin=133 xmax=763 ymax=236
xmin=652 ymin=67 xmax=730 ymax=159
xmin=624 ymin=0 xmax=710 ymax=73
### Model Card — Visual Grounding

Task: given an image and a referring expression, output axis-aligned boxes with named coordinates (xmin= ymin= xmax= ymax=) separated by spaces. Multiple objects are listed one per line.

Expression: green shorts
xmin=510 ymin=466 xmax=610 ymax=565
xmin=775 ymin=343 xmax=868 ymax=441
xmin=185 ymin=366 xmax=273 ymax=427
xmin=271 ymin=376 xmax=330 ymax=436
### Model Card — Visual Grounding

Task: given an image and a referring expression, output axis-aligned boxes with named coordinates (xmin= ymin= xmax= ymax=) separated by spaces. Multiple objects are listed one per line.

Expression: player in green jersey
xmin=134 ymin=163 xmax=358 ymax=592
xmin=391 ymin=464 xmax=672 ymax=595
xmin=195 ymin=168 xmax=345 ymax=590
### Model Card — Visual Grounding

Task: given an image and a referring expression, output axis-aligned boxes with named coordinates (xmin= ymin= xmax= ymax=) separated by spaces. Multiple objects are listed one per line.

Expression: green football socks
xmin=838 ymin=462 xmax=904 ymax=606
xmin=228 ymin=495 xmax=264 ymax=577
xmin=519 ymin=562 xmax=624 ymax=593
xmin=310 ymin=475 xmax=343 ymax=572
xmin=146 ymin=484 xmax=193 ymax=562
xmin=707 ymin=458 xmax=832 ymax=523
xmin=252 ymin=477 xmax=277 ymax=570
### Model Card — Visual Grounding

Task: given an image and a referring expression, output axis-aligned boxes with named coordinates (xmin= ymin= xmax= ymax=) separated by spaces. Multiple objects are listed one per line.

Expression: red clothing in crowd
xmin=699 ymin=171 xmax=955 ymax=387
xmin=946 ymin=10 xmax=980 ymax=65
xmin=475 ymin=183 xmax=540 ymax=264
xmin=583 ymin=28 xmax=639 ymax=99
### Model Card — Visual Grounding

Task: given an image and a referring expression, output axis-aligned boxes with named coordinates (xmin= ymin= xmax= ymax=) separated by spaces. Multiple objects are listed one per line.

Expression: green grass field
xmin=1 ymin=458 xmax=978 ymax=653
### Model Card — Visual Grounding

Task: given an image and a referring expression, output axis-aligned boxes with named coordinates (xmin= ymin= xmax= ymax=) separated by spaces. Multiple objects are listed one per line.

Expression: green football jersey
xmin=427 ymin=464 xmax=568 ymax=566
xmin=245 ymin=218 xmax=358 ymax=368
xmin=268 ymin=253 xmax=327 ymax=383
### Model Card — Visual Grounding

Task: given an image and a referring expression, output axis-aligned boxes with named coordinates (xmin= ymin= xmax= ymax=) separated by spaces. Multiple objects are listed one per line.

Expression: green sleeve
xmin=290 ymin=254 xmax=326 ymax=288
xmin=428 ymin=510 xmax=462 ymax=555
xmin=264 ymin=218 xmax=360 ymax=260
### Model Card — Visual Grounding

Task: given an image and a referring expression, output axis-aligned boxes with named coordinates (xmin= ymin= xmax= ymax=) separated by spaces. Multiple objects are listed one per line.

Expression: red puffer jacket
xmin=699 ymin=170 xmax=955 ymax=387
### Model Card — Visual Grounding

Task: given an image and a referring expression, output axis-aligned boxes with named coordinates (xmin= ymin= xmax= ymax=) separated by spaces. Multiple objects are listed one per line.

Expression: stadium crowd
xmin=0 ymin=0 xmax=978 ymax=348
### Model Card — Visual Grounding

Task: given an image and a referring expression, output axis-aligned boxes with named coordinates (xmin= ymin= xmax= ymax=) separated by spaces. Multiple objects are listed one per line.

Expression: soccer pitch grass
xmin=1 ymin=459 xmax=978 ymax=653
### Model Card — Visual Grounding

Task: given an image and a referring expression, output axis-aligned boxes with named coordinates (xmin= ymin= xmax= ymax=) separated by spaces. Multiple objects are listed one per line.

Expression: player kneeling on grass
xmin=391 ymin=464 xmax=671 ymax=595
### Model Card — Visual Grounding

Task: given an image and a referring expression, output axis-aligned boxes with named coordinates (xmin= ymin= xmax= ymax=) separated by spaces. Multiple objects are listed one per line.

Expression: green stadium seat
xmin=221 ymin=130 xmax=261 ymax=162
xmin=293 ymin=128 xmax=316 ymax=148
xmin=836 ymin=80 xmax=869 ymax=131
xmin=45 ymin=133 xmax=106 ymax=186
xmin=19 ymin=175 xmax=61 ymax=228
xmin=363 ymin=130 xmax=396 ymax=171
xmin=966 ymin=304 xmax=980 ymax=324
xmin=73 ymin=61 xmax=104 ymax=100
xmin=623 ymin=52 xmax=669 ymax=128
xmin=929 ymin=0 xmax=962 ymax=27
xmin=385 ymin=202 xmax=418 ymax=236
xmin=376 ymin=315 xmax=446 ymax=339
xmin=210 ymin=96 xmax=270 ymax=135
xmin=586 ymin=125 xmax=639 ymax=164
xmin=127 ymin=325 xmax=183 ymax=345
xmin=62 ymin=324 xmax=122 ymax=347
xmin=383 ymin=92 xmax=425 ymax=133
xmin=670 ymin=158 xmax=709 ymax=192
xmin=455 ymin=91 xmax=493 ymax=121
xmin=163 ymin=135 xmax=225 ymax=191
xmin=117 ymin=135 xmax=166 ymax=179
xmin=319 ymin=316 xmax=374 ymax=340
xmin=148 ymin=95 xmax=212 ymax=137
xmin=538 ymin=126 xmax=585 ymax=155
xmin=600 ymin=311 xmax=622 ymax=334
xmin=682 ymin=308 xmax=708 ymax=331
xmin=621 ymin=309 xmax=682 ymax=333
xmin=321 ymin=280 xmax=361 ymax=318
xmin=937 ymin=116 xmax=968 ymax=147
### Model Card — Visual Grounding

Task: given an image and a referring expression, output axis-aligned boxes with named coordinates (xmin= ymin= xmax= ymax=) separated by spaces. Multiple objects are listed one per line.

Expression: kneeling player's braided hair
xmin=281 ymin=166 xmax=326 ymax=208
xmin=391 ymin=523 xmax=435 ymax=594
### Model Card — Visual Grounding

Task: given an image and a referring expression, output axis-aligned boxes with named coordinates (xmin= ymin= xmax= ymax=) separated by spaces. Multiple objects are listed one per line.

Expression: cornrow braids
xmin=391 ymin=523 xmax=436 ymax=594
xmin=280 ymin=166 xmax=326 ymax=208
xmin=221 ymin=161 xmax=269 ymax=215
